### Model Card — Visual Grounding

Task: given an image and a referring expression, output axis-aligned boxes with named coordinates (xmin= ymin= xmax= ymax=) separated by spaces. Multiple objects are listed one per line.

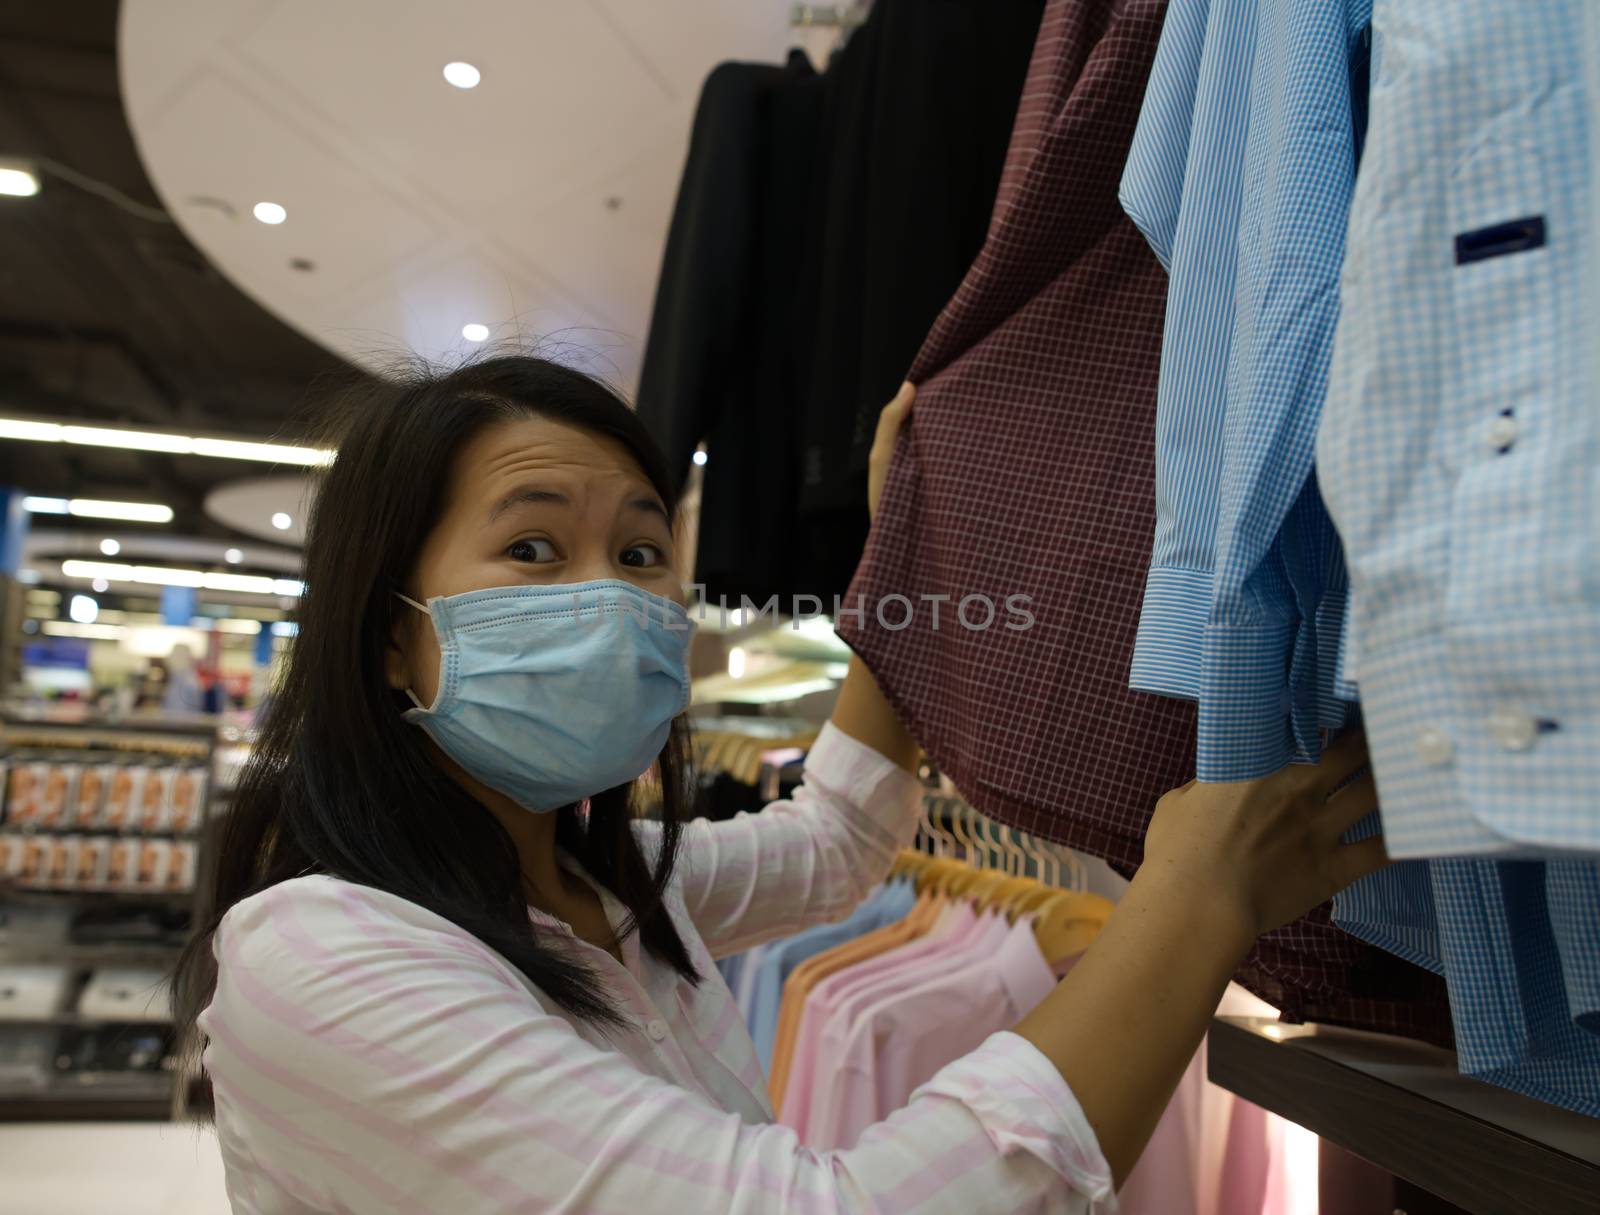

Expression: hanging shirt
xmin=1317 ymin=0 xmax=1600 ymax=859
xmin=809 ymin=914 xmax=1056 ymax=1151
xmin=1120 ymin=0 xmax=1371 ymax=781
xmin=744 ymin=879 xmax=917 ymax=1070
xmin=781 ymin=901 xmax=984 ymax=1136
xmin=200 ymin=724 xmax=1117 ymax=1213
xmin=842 ymin=0 xmax=1449 ymax=1049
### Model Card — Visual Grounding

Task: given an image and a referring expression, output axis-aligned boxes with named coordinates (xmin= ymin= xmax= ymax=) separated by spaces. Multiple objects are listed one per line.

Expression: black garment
xmin=635 ymin=52 xmax=824 ymax=606
xmin=637 ymin=3 xmax=1043 ymax=604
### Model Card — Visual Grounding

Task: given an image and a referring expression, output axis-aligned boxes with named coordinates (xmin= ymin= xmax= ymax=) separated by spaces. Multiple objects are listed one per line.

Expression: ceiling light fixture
xmin=0 ymin=420 xmax=331 ymax=467
xmin=61 ymin=559 xmax=304 ymax=598
xmin=692 ymin=449 xmax=708 ymax=467
xmin=68 ymin=593 xmax=99 ymax=625
xmin=0 ymin=159 xmax=40 ymax=198
xmin=224 ymin=548 xmax=243 ymax=565
xmin=442 ymin=61 xmax=481 ymax=89
xmin=99 ymin=538 xmax=121 ymax=556
xmin=270 ymin=512 xmax=292 ymax=531
xmin=252 ymin=201 xmax=287 ymax=225
xmin=91 ymin=578 xmax=109 ymax=593
xmin=22 ymin=496 xmax=174 ymax=523
xmin=43 ymin=620 xmax=123 ymax=641
xmin=461 ymin=322 xmax=489 ymax=343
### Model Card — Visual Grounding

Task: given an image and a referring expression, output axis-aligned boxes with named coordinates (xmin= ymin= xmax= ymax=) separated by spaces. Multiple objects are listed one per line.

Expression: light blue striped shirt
xmin=1121 ymin=0 xmax=1369 ymax=780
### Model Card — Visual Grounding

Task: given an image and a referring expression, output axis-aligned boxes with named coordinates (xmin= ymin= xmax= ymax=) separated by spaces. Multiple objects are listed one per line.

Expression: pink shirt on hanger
xmin=778 ymin=901 xmax=985 ymax=1133
xmin=808 ymin=914 xmax=1057 ymax=1150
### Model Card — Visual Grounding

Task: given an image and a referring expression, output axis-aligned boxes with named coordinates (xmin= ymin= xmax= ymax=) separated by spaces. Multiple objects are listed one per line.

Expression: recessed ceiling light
xmin=224 ymin=548 xmax=244 ymax=565
xmin=99 ymin=538 xmax=121 ymax=556
xmin=92 ymin=578 xmax=109 ymax=593
xmin=0 ymin=161 xmax=40 ymax=198
xmin=68 ymin=593 xmax=99 ymax=625
xmin=252 ymin=201 xmax=287 ymax=225
xmin=461 ymin=322 xmax=490 ymax=343
xmin=692 ymin=449 xmax=708 ymax=467
xmin=443 ymin=61 xmax=481 ymax=89
xmin=270 ymin=512 xmax=292 ymax=531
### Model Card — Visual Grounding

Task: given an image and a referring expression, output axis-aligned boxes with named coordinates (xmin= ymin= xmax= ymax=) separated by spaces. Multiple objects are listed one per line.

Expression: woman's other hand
xmin=1143 ymin=731 xmax=1389 ymax=944
xmin=867 ymin=382 xmax=914 ymax=520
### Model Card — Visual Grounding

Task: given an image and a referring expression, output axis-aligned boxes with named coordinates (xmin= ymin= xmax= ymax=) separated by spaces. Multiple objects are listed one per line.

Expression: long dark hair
xmin=174 ymin=355 xmax=700 ymax=1060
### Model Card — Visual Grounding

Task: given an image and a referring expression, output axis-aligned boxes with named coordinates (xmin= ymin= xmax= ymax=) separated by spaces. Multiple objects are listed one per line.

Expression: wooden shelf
xmin=1207 ymin=1016 xmax=1600 ymax=1215
xmin=0 ymin=1073 xmax=173 ymax=1122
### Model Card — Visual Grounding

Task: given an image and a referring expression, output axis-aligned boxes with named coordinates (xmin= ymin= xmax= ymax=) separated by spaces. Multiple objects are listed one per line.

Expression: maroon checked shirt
xmin=838 ymin=0 xmax=1452 ymax=1045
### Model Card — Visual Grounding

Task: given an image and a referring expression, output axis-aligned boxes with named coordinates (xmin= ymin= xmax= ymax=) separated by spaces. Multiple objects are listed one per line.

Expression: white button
xmin=1485 ymin=415 xmax=1519 ymax=451
xmin=1489 ymin=709 xmax=1538 ymax=752
xmin=645 ymin=1018 xmax=668 ymax=1041
xmin=1414 ymin=728 xmax=1454 ymax=767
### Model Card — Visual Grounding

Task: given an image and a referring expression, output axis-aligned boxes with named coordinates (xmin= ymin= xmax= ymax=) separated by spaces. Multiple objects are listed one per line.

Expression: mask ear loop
xmin=393 ymin=592 xmax=431 ymax=710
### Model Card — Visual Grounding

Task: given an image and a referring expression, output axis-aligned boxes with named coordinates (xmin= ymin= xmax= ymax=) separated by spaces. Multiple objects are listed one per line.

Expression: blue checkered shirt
xmin=1120 ymin=0 xmax=1368 ymax=780
xmin=1325 ymin=0 xmax=1600 ymax=1117
xmin=1318 ymin=0 xmax=1600 ymax=857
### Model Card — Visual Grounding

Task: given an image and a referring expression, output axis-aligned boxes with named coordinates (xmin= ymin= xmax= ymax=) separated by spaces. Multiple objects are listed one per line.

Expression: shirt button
xmin=1485 ymin=415 xmax=1519 ymax=451
xmin=1414 ymin=728 xmax=1454 ymax=767
xmin=646 ymin=1018 xmax=668 ymax=1041
xmin=1489 ymin=709 xmax=1538 ymax=752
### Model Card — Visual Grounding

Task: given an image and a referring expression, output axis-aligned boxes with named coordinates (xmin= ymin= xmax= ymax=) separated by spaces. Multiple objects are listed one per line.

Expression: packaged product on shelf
xmin=105 ymin=837 xmax=136 ymax=889
xmin=138 ymin=766 xmax=175 ymax=833
xmin=74 ymin=836 xmax=110 ymax=888
xmin=45 ymin=835 xmax=78 ymax=887
xmin=6 ymin=763 xmax=45 ymax=829
xmin=135 ymin=838 xmax=168 ymax=888
xmin=73 ymin=763 xmax=113 ymax=830
xmin=17 ymin=835 xmax=47 ymax=886
xmin=169 ymin=767 xmax=207 ymax=834
xmin=0 ymin=964 xmax=75 ymax=1021
xmin=37 ymin=762 xmax=79 ymax=830
xmin=166 ymin=840 xmax=197 ymax=892
xmin=0 ymin=833 xmax=17 ymax=878
xmin=103 ymin=765 xmax=145 ymax=832
xmin=76 ymin=968 xmax=173 ymax=1023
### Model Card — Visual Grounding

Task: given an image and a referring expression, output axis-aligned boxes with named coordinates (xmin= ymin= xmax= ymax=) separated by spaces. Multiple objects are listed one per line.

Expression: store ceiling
xmin=0 ymin=0 xmax=343 ymax=574
xmin=116 ymin=0 xmax=816 ymax=389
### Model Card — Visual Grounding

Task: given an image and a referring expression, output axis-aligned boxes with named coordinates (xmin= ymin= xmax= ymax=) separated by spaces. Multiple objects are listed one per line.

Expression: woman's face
xmin=388 ymin=414 xmax=680 ymax=708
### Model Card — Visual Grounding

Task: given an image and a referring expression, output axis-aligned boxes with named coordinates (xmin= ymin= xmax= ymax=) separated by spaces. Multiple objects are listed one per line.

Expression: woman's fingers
xmin=1328 ymin=834 xmax=1390 ymax=891
xmin=867 ymin=382 xmax=915 ymax=519
xmin=1322 ymin=770 xmax=1379 ymax=836
xmin=1312 ymin=729 xmax=1369 ymax=794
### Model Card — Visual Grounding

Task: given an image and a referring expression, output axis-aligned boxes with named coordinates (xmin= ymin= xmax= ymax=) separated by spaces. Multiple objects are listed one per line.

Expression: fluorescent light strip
xmin=22 ymin=496 xmax=175 ymax=523
xmin=42 ymin=620 xmax=124 ymax=641
xmin=0 ymin=419 xmax=332 ymax=467
xmin=61 ymin=560 xmax=304 ymax=598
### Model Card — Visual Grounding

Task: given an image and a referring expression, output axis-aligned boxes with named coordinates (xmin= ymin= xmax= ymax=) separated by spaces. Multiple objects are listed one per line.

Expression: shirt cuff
xmin=802 ymin=721 xmax=924 ymax=847
xmin=915 ymin=1031 xmax=1118 ymax=1212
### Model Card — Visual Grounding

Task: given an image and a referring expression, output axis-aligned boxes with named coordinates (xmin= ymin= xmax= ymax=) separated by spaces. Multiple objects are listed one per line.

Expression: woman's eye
xmin=620 ymin=543 xmax=664 ymax=569
xmin=507 ymin=538 xmax=559 ymax=564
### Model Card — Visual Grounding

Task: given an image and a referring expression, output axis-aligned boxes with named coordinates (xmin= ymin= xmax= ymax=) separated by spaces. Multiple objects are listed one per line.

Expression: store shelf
xmin=0 ymin=944 xmax=181 ymax=968
xmin=1207 ymin=1016 xmax=1600 ymax=1215
xmin=0 ymin=1073 xmax=173 ymax=1122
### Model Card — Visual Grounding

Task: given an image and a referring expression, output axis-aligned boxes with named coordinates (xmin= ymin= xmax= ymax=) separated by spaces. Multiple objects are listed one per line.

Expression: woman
xmin=176 ymin=356 xmax=1385 ymax=1213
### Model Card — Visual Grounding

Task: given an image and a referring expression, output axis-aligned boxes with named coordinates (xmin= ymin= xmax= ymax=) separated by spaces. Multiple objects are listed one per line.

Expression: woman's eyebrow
xmin=625 ymin=496 xmax=669 ymax=523
xmin=488 ymin=486 xmax=570 ymax=522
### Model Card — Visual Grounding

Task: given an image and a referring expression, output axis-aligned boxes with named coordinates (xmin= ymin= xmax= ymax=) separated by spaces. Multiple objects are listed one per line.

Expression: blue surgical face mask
xmin=397 ymin=579 xmax=693 ymax=813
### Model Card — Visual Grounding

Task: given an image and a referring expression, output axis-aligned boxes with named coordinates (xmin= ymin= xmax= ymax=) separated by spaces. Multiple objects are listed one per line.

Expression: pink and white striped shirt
xmin=200 ymin=723 xmax=1117 ymax=1213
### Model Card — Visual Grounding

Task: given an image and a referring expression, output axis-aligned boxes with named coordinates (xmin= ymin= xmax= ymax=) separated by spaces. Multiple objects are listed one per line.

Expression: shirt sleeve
xmin=203 ymin=879 xmax=1117 ymax=1215
xmin=661 ymin=721 xmax=924 ymax=957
